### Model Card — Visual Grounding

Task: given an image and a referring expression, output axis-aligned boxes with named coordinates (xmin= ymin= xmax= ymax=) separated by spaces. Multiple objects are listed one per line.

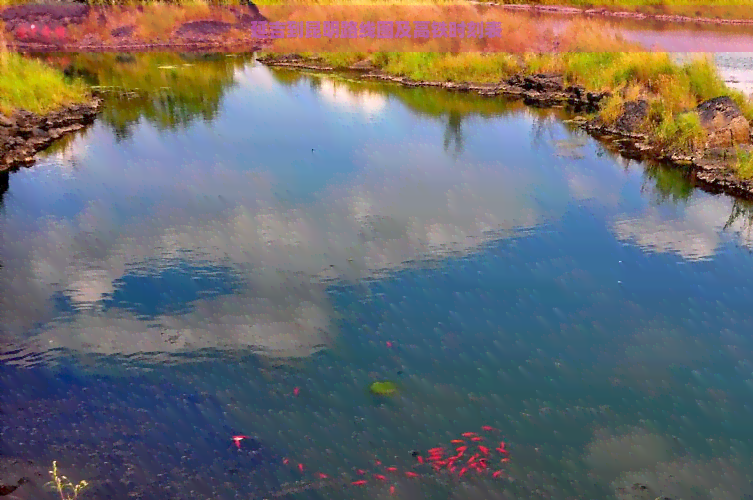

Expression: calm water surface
xmin=2 ymin=53 xmax=753 ymax=500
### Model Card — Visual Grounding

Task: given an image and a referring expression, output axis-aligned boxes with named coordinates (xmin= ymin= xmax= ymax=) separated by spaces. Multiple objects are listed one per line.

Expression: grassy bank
xmin=0 ymin=48 xmax=90 ymax=115
xmin=262 ymin=49 xmax=753 ymax=173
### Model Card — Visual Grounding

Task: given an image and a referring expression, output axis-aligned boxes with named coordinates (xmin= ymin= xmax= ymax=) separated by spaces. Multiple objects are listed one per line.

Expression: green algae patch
xmin=369 ymin=381 xmax=398 ymax=397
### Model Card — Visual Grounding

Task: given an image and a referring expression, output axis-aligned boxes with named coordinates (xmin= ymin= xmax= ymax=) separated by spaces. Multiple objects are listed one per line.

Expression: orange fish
xmin=405 ymin=472 xmax=419 ymax=478
xmin=450 ymin=440 xmax=465 ymax=444
xmin=352 ymin=480 xmax=368 ymax=486
xmin=481 ymin=426 xmax=495 ymax=431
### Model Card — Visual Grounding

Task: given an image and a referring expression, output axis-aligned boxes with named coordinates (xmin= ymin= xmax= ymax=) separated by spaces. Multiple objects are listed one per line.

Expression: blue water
xmin=2 ymin=54 xmax=753 ymax=500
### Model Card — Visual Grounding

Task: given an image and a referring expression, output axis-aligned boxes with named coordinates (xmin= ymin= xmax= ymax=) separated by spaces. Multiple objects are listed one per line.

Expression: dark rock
xmin=525 ymin=73 xmax=563 ymax=92
xmin=111 ymin=25 xmax=134 ymax=38
xmin=0 ymin=114 xmax=14 ymax=128
xmin=614 ymin=99 xmax=649 ymax=134
xmin=615 ymin=482 xmax=658 ymax=500
xmin=0 ymin=477 xmax=29 ymax=496
xmin=696 ymin=95 xmax=751 ymax=148
xmin=509 ymin=73 xmax=564 ymax=92
xmin=175 ymin=20 xmax=232 ymax=37
xmin=0 ymin=3 xmax=89 ymax=23
xmin=0 ymin=98 xmax=101 ymax=172
xmin=566 ymin=85 xmax=585 ymax=98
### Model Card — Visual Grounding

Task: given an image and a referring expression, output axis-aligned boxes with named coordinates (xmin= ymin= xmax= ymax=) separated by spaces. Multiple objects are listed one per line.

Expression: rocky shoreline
xmin=0 ymin=98 xmax=102 ymax=172
xmin=258 ymin=54 xmax=753 ymax=201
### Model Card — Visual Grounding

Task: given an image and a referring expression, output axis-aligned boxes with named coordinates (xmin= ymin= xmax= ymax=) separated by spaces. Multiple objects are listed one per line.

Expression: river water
xmin=2 ymin=53 xmax=753 ymax=500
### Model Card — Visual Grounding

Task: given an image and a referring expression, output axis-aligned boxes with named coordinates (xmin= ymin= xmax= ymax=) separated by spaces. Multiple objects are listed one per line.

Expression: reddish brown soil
xmin=0 ymin=2 xmax=270 ymax=52
xmin=2 ymin=2 xmax=753 ymax=53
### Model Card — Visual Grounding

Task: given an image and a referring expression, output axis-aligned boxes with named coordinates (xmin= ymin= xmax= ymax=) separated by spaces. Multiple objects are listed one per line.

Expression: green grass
xmin=736 ymin=147 xmax=753 ymax=179
xmin=0 ymin=52 xmax=90 ymax=115
xmin=271 ymin=50 xmax=753 ymax=159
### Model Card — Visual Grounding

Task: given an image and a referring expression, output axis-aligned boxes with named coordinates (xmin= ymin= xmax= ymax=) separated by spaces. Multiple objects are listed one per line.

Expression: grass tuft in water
xmin=735 ymin=147 xmax=753 ymax=179
xmin=45 ymin=461 xmax=90 ymax=500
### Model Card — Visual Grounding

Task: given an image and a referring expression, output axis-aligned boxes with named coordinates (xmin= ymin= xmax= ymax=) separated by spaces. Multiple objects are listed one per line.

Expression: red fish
xmin=501 ymin=458 xmax=510 ymax=463
xmin=458 ymin=467 xmax=469 ymax=477
xmin=352 ymin=480 xmax=368 ymax=486
xmin=450 ymin=440 xmax=465 ymax=444
xmin=492 ymin=470 xmax=504 ymax=478
xmin=416 ymin=455 xmax=424 ymax=464
xmin=316 ymin=473 xmax=329 ymax=479
xmin=455 ymin=446 xmax=467 ymax=454
xmin=357 ymin=469 xmax=366 ymax=475
xmin=293 ymin=387 xmax=300 ymax=396
xmin=386 ymin=467 xmax=398 ymax=472
xmin=461 ymin=432 xmax=476 ymax=437
xmin=386 ymin=341 xmax=393 ymax=347
xmin=283 ymin=458 xmax=289 ymax=465
xmin=478 ymin=446 xmax=490 ymax=455
xmin=375 ymin=460 xmax=382 ymax=466
xmin=481 ymin=426 xmax=496 ymax=431
xmin=467 ymin=454 xmax=479 ymax=464
xmin=390 ymin=486 xmax=396 ymax=495
xmin=405 ymin=472 xmax=419 ymax=478
xmin=428 ymin=447 xmax=443 ymax=454
xmin=374 ymin=474 xmax=387 ymax=481
xmin=231 ymin=435 xmax=249 ymax=449
xmin=298 ymin=464 xmax=304 ymax=472
xmin=471 ymin=436 xmax=484 ymax=442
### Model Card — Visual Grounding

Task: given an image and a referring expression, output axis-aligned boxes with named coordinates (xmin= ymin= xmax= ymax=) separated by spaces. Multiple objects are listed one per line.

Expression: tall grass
xmin=299 ymin=49 xmax=752 ymax=159
xmin=0 ymin=40 xmax=89 ymax=115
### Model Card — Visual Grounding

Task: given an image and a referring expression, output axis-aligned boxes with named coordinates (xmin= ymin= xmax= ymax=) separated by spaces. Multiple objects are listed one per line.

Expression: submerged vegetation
xmin=369 ymin=380 xmax=398 ymax=396
xmin=46 ymin=461 xmax=89 ymax=500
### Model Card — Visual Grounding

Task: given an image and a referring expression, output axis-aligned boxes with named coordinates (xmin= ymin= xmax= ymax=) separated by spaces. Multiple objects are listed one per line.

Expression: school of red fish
xmin=236 ymin=425 xmax=511 ymax=496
